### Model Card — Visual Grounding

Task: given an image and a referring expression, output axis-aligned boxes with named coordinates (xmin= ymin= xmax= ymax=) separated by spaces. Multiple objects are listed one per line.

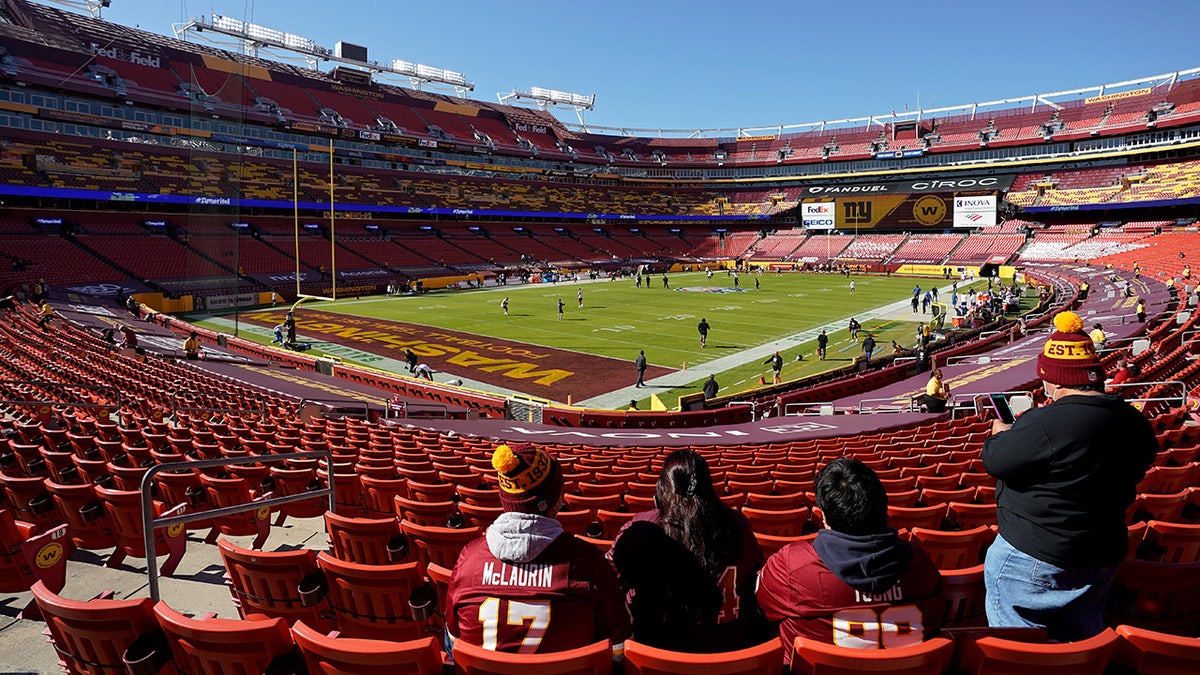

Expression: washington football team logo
xmin=35 ymin=542 xmax=64 ymax=569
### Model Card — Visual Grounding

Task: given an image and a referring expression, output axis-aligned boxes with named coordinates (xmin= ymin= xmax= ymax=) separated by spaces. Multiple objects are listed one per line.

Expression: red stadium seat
xmin=954 ymin=627 xmax=1118 ymax=675
xmin=324 ymin=510 xmax=407 ymax=565
xmin=94 ymin=485 xmax=187 ymax=576
xmin=887 ymin=503 xmax=947 ymax=531
xmin=153 ymin=602 xmax=296 ymax=675
xmin=314 ymin=551 xmax=428 ymax=641
xmin=791 ymin=635 xmax=953 ymax=675
xmin=741 ymin=506 xmax=811 ymax=537
xmin=292 ymin=620 xmax=444 ymax=675
xmin=216 ymin=538 xmax=331 ymax=630
xmin=31 ymin=580 xmax=178 ymax=675
xmin=1105 ymin=559 xmax=1200 ymax=635
xmin=395 ymin=495 xmax=459 ymax=527
xmin=904 ymin=525 xmax=995 ymax=571
xmin=624 ymin=639 xmax=782 ymax=675
xmin=451 ymin=638 xmax=612 ymax=674
xmin=400 ymin=520 xmax=481 ymax=569
xmin=1139 ymin=519 xmax=1200 ymax=563
xmin=947 ymin=502 xmax=998 ymax=529
xmin=940 ymin=564 xmax=987 ymax=628
xmin=1112 ymin=624 xmax=1200 ymax=675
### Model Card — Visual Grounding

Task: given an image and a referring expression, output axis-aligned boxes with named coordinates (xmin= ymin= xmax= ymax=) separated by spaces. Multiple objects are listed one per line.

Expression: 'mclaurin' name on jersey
xmin=482 ymin=561 xmax=553 ymax=588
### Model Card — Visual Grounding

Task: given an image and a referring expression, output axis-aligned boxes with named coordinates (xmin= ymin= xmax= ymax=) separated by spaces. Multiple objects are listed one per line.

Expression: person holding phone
xmin=923 ymin=368 xmax=949 ymax=412
xmin=981 ymin=311 xmax=1158 ymax=642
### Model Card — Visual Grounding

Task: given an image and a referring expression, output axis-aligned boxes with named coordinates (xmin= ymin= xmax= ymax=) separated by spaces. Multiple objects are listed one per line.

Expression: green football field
xmin=197 ymin=271 xmax=979 ymax=409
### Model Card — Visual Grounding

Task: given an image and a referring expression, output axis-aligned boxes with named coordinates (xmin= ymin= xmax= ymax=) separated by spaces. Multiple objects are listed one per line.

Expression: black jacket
xmin=982 ymin=393 xmax=1157 ymax=567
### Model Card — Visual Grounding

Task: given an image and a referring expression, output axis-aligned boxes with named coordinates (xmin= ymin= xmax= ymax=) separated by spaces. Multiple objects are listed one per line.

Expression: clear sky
xmin=99 ymin=0 xmax=1199 ymax=133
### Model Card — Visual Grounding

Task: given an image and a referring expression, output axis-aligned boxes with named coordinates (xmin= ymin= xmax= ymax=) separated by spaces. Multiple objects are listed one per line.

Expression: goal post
xmin=292 ymin=142 xmax=338 ymax=302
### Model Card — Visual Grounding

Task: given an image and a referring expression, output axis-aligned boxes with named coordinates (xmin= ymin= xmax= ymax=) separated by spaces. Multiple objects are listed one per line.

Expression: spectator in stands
xmin=609 ymin=449 xmax=769 ymax=653
xmin=120 ymin=325 xmax=138 ymax=351
xmin=923 ymin=368 xmax=949 ymax=413
xmin=1136 ymin=298 xmax=1146 ymax=323
xmin=982 ymin=311 xmax=1158 ymax=642
xmin=183 ymin=332 xmax=201 ymax=360
xmin=1089 ymin=323 xmax=1107 ymax=350
xmin=756 ymin=457 xmax=944 ymax=664
xmin=702 ymin=374 xmax=719 ymax=400
xmin=1078 ymin=280 xmax=1090 ymax=301
xmin=1106 ymin=358 xmax=1134 ymax=394
xmin=763 ymin=351 xmax=783 ymax=384
xmin=37 ymin=300 xmax=54 ymax=332
xmin=1184 ymin=264 xmax=1191 ymax=282
xmin=447 ymin=444 xmax=630 ymax=656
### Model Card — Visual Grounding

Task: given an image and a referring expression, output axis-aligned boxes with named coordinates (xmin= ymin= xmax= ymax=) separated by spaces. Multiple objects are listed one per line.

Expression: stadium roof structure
xmin=173 ymin=13 xmax=475 ymax=95
xmin=559 ymin=66 xmax=1200 ymax=141
xmin=499 ymin=87 xmax=596 ymax=128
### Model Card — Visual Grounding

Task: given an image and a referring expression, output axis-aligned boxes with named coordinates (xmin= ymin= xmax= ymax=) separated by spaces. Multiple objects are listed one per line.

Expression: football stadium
xmin=0 ymin=0 xmax=1199 ymax=671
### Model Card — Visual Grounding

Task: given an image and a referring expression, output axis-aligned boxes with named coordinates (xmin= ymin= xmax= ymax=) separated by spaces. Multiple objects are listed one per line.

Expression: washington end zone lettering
xmin=245 ymin=312 xmax=574 ymax=386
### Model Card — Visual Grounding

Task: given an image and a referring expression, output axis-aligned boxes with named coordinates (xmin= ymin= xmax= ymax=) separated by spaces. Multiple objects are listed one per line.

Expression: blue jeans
xmin=984 ymin=534 xmax=1118 ymax=642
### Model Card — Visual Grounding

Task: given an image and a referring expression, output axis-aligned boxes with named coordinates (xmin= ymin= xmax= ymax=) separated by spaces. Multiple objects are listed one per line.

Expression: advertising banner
xmin=953 ymin=195 xmax=997 ymax=228
xmin=801 ymin=201 xmax=836 ymax=230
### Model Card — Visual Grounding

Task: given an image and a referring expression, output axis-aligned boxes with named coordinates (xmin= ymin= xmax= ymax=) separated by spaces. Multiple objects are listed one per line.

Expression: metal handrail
xmin=387 ymin=400 xmax=450 ymax=419
xmin=783 ymin=402 xmax=837 ymax=416
xmin=139 ymin=449 xmax=334 ymax=602
xmin=300 ymin=397 xmax=372 ymax=419
xmin=944 ymin=354 xmax=1025 ymax=367
xmin=1110 ymin=380 xmax=1188 ymax=409
xmin=856 ymin=396 xmax=919 ymax=413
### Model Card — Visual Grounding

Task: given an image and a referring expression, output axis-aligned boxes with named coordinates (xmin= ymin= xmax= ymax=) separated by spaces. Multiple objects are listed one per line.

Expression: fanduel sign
xmin=801 ymin=175 xmax=1015 ymax=196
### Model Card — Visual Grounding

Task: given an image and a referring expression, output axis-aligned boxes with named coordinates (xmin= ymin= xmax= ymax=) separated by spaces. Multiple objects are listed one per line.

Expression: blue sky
xmin=100 ymin=0 xmax=1199 ymax=132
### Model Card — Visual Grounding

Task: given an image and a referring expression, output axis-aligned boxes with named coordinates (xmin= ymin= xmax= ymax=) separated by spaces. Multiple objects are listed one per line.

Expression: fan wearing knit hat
xmin=980 ymin=310 xmax=1158 ymax=642
xmin=444 ymin=443 xmax=631 ymax=655
xmin=1036 ymin=311 xmax=1107 ymax=388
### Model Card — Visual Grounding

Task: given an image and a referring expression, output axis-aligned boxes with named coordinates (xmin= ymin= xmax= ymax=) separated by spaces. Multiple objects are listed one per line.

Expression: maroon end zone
xmin=241 ymin=310 xmax=674 ymax=402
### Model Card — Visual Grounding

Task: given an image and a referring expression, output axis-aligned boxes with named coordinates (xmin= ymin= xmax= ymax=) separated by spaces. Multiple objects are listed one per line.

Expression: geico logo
xmin=806 ymin=219 xmax=835 ymax=226
xmin=910 ymin=178 xmax=998 ymax=190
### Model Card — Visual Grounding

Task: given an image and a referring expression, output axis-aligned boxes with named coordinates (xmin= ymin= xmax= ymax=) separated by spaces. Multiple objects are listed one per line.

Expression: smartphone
xmin=990 ymin=393 xmax=1016 ymax=425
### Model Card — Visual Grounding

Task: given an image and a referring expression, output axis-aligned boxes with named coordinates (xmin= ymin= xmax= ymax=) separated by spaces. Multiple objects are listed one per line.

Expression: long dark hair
xmin=655 ymin=449 xmax=741 ymax=579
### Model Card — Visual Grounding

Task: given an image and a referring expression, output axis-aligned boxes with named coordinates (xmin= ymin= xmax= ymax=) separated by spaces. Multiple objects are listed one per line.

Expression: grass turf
xmin=197 ymin=271 xmax=980 ymax=409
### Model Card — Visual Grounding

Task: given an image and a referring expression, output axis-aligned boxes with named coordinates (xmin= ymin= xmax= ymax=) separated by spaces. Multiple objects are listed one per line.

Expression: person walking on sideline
xmin=817 ymin=330 xmax=828 ymax=360
xmin=702 ymin=374 xmax=719 ymax=399
xmin=635 ymin=350 xmax=648 ymax=388
xmin=861 ymin=333 xmax=876 ymax=365
xmin=557 ymin=298 xmax=564 ymax=320
xmin=764 ymin=351 xmax=783 ymax=384
xmin=697 ymin=318 xmax=710 ymax=348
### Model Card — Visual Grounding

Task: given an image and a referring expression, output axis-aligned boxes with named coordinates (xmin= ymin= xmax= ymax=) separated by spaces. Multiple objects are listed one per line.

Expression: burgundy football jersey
xmin=447 ymin=533 xmax=630 ymax=653
xmin=756 ymin=539 xmax=944 ymax=663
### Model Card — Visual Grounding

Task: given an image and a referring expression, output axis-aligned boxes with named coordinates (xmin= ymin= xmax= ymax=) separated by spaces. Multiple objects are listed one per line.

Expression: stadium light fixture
xmin=499 ymin=87 xmax=596 ymax=128
xmin=45 ymin=0 xmax=111 ymax=19
xmin=174 ymin=15 xmax=474 ymax=96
